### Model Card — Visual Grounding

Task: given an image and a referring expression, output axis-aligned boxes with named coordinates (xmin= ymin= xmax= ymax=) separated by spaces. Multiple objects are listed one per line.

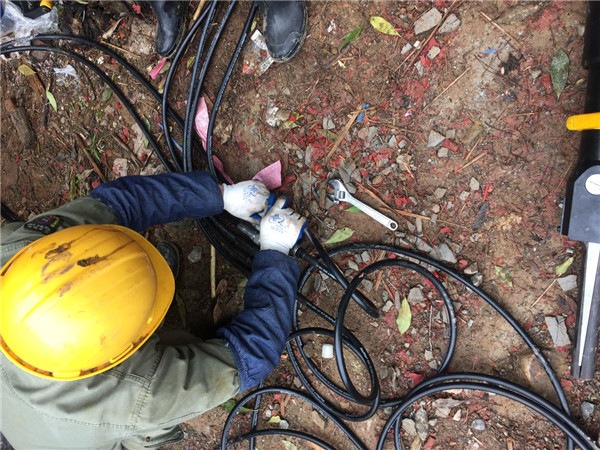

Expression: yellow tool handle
xmin=566 ymin=112 xmax=600 ymax=131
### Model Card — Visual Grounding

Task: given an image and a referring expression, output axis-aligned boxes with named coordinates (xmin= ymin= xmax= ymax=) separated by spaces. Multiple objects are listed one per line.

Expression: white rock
xmin=402 ymin=418 xmax=417 ymax=436
xmin=439 ymin=14 xmax=461 ymax=33
xmin=545 ymin=316 xmax=570 ymax=347
xmin=414 ymin=8 xmax=443 ymax=35
xmin=469 ymin=177 xmax=480 ymax=191
xmin=438 ymin=147 xmax=449 ymax=158
xmin=382 ymin=300 xmax=394 ymax=313
xmin=427 ymin=130 xmax=446 ymax=147
xmin=187 ymin=246 xmax=203 ymax=263
xmin=415 ymin=60 xmax=424 ymax=76
xmin=408 ymin=287 xmax=425 ymax=304
xmin=438 ymin=243 xmax=457 ymax=263
xmin=427 ymin=46 xmax=441 ymax=60
xmin=434 ymin=188 xmax=447 ymax=199
xmin=322 ymin=116 xmax=335 ymax=130
xmin=459 ymin=191 xmax=470 ymax=201
xmin=558 ymin=274 xmax=577 ymax=292
xmin=401 ymin=43 xmax=413 ymax=55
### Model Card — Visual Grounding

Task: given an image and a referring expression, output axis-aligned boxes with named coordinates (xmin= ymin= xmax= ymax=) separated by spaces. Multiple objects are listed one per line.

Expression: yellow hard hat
xmin=0 ymin=224 xmax=175 ymax=380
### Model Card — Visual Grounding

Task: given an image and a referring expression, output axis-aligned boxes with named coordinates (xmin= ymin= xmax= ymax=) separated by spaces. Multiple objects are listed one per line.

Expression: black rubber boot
xmin=149 ymin=0 xmax=187 ymax=57
xmin=156 ymin=241 xmax=180 ymax=279
xmin=259 ymin=0 xmax=307 ymax=62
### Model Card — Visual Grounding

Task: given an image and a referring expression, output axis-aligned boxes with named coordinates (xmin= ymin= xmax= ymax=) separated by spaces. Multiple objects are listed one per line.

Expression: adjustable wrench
xmin=327 ymin=179 xmax=398 ymax=231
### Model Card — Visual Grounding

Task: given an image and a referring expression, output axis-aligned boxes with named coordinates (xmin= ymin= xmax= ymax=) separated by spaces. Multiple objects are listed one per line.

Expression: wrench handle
xmin=347 ymin=197 xmax=398 ymax=231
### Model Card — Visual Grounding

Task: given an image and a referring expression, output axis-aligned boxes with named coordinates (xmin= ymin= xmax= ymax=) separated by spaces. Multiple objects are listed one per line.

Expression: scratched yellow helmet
xmin=0 ymin=224 xmax=175 ymax=380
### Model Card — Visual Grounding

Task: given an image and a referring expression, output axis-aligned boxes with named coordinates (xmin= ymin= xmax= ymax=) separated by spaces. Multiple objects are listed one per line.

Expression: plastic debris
xmin=242 ymin=30 xmax=274 ymax=76
xmin=53 ymin=64 xmax=79 ymax=86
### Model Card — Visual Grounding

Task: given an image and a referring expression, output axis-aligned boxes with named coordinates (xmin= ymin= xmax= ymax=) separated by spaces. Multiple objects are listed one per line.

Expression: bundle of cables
xmin=1 ymin=2 xmax=597 ymax=449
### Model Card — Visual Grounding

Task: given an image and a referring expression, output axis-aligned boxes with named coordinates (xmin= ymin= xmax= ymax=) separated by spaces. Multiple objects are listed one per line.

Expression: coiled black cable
xmin=1 ymin=4 xmax=594 ymax=450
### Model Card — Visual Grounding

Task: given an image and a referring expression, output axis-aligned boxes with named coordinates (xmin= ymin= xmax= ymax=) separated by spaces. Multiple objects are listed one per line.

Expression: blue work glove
xmin=260 ymin=197 xmax=307 ymax=254
xmin=222 ymin=180 xmax=270 ymax=223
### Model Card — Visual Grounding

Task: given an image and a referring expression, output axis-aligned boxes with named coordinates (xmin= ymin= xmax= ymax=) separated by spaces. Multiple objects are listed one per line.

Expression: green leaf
xmin=102 ymin=85 xmax=113 ymax=102
xmin=495 ymin=265 xmax=513 ymax=287
xmin=46 ymin=90 xmax=57 ymax=111
xmin=221 ymin=399 xmax=254 ymax=413
xmin=340 ymin=24 xmax=364 ymax=50
xmin=268 ymin=415 xmax=281 ymax=424
xmin=555 ymin=257 xmax=574 ymax=275
xmin=370 ymin=16 xmax=400 ymax=36
xmin=142 ymin=118 xmax=151 ymax=148
xmin=18 ymin=64 xmax=36 ymax=76
xmin=345 ymin=206 xmax=361 ymax=213
xmin=551 ymin=49 xmax=569 ymax=98
xmin=325 ymin=227 xmax=354 ymax=244
xmin=282 ymin=440 xmax=299 ymax=450
xmin=175 ymin=291 xmax=187 ymax=328
xmin=186 ymin=56 xmax=195 ymax=69
xmin=396 ymin=298 xmax=412 ymax=334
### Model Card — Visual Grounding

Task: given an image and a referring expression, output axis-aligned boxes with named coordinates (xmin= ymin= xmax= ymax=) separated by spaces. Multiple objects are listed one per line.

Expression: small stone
xmin=469 ymin=177 xmax=480 ymax=191
xmin=311 ymin=410 xmax=326 ymax=429
xmin=416 ymin=218 xmax=423 ymax=234
xmin=427 ymin=46 xmax=441 ymax=60
xmin=437 ymin=243 xmax=457 ymax=263
xmin=437 ymin=147 xmax=449 ymax=158
xmin=467 ymin=319 xmax=474 ymax=328
xmin=399 ymin=139 xmax=407 ymax=149
xmin=471 ymin=273 xmax=483 ymax=286
xmin=453 ymin=410 xmax=462 ymax=421
xmin=434 ymin=188 xmax=447 ymax=199
xmin=388 ymin=135 xmax=398 ymax=147
xmin=459 ymin=191 xmax=470 ymax=201
xmin=427 ymin=130 xmax=446 ymax=148
xmin=428 ymin=360 xmax=439 ymax=370
xmin=464 ymin=263 xmax=479 ymax=275
xmin=471 ymin=419 xmax=486 ymax=431
xmin=446 ymin=129 xmax=456 ymax=139
xmin=408 ymin=287 xmax=425 ymax=304
xmin=545 ymin=316 xmax=570 ymax=347
xmin=279 ymin=420 xmax=290 ymax=430
xmin=323 ymin=116 xmax=335 ymax=130
xmin=362 ymin=279 xmax=374 ymax=292
xmin=424 ymin=350 xmax=433 ymax=361
xmin=401 ymin=43 xmax=413 ymax=55
xmin=347 ymin=260 xmax=359 ymax=271
xmin=558 ymin=275 xmax=577 ymax=292
xmin=415 ymin=60 xmax=424 ymax=76
xmin=361 ymin=251 xmax=371 ymax=262
xmin=530 ymin=69 xmax=542 ymax=80
xmin=414 ymin=8 xmax=443 ymax=35
xmin=187 ymin=246 xmax=203 ymax=263
xmin=293 ymin=377 xmax=302 ymax=388
xmin=435 ymin=407 xmax=451 ymax=418
xmin=402 ymin=418 xmax=417 ymax=436
xmin=382 ymin=300 xmax=394 ymax=313
xmin=432 ymin=204 xmax=441 ymax=213
xmin=581 ymin=402 xmax=595 ymax=420
xmin=439 ymin=14 xmax=461 ymax=33
xmin=415 ymin=408 xmax=429 ymax=441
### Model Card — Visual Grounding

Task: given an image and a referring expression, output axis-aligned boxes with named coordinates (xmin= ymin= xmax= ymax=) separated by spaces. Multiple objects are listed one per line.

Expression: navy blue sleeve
xmin=215 ymin=250 xmax=300 ymax=391
xmin=88 ymin=172 xmax=224 ymax=231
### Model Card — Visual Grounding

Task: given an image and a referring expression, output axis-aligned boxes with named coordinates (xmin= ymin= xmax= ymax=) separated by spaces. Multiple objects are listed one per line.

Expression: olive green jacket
xmin=0 ymin=198 xmax=241 ymax=449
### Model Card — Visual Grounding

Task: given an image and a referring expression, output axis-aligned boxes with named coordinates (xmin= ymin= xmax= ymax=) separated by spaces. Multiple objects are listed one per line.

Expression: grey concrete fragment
xmin=427 ymin=130 xmax=446 ymax=148
xmin=402 ymin=418 xmax=417 ymax=436
xmin=434 ymin=188 xmax=447 ymax=199
xmin=469 ymin=177 xmax=480 ymax=191
xmin=408 ymin=287 xmax=425 ymax=304
xmin=471 ymin=419 xmax=486 ymax=431
xmin=415 ymin=408 xmax=429 ymax=441
xmin=438 ymin=147 xmax=449 ymax=157
xmin=187 ymin=246 xmax=203 ymax=263
xmin=581 ymin=402 xmax=595 ymax=420
xmin=427 ymin=46 xmax=441 ymax=60
xmin=545 ymin=316 xmax=571 ymax=347
xmin=438 ymin=243 xmax=457 ymax=263
xmin=414 ymin=8 xmax=443 ymax=35
xmin=439 ymin=13 xmax=461 ymax=33
xmin=558 ymin=274 xmax=577 ymax=292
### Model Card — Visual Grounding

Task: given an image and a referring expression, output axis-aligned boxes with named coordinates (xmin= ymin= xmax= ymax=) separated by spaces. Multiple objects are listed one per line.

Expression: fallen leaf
xmin=220 ymin=399 xmax=254 ymax=413
xmin=186 ymin=56 xmax=196 ymax=69
xmin=46 ymin=90 xmax=57 ymax=111
xmin=494 ymin=265 xmax=513 ymax=287
xmin=396 ymin=297 xmax=412 ymax=334
xmin=282 ymin=441 xmax=299 ymax=450
xmin=268 ymin=415 xmax=281 ymax=424
xmin=142 ymin=118 xmax=151 ymax=148
xmin=18 ymin=64 xmax=36 ymax=76
xmin=345 ymin=206 xmax=361 ymax=213
xmin=370 ymin=16 xmax=400 ymax=36
xmin=555 ymin=257 xmax=574 ymax=275
xmin=340 ymin=24 xmax=364 ymax=50
xmin=102 ymin=85 xmax=113 ymax=102
xmin=325 ymin=227 xmax=354 ymax=244
xmin=551 ymin=49 xmax=569 ymax=98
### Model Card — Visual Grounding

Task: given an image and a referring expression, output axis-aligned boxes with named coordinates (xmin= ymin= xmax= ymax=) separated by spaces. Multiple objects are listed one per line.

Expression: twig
xmin=76 ymin=135 xmax=107 ymax=182
xmin=210 ymin=245 xmax=216 ymax=299
xmin=531 ymin=278 xmax=557 ymax=308
xmin=112 ymin=133 xmax=142 ymax=167
xmin=325 ymin=106 xmax=362 ymax=163
xmin=465 ymin=137 xmax=482 ymax=160
xmin=424 ymin=67 xmax=471 ymax=110
xmin=458 ymin=152 xmax=486 ymax=172
xmin=480 ymin=12 xmax=522 ymax=49
xmin=391 ymin=208 xmax=431 ymax=221
xmin=190 ymin=0 xmax=207 ymax=26
xmin=99 ymin=39 xmax=142 ymax=58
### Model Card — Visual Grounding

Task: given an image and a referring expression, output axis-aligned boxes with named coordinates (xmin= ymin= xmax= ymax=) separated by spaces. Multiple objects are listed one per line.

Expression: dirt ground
xmin=1 ymin=1 xmax=600 ymax=449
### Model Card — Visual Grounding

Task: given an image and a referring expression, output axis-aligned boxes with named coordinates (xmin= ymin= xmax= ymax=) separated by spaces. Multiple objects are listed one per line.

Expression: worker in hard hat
xmin=0 ymin=171 xmax=307 ymax=449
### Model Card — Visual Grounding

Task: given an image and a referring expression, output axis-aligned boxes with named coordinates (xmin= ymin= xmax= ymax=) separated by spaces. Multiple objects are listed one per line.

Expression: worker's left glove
xmin=222 ymin=180 xmax=270 ymax=223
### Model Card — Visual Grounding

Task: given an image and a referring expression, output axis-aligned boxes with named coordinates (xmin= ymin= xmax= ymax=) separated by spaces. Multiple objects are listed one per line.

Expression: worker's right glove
xmin=260 ymin=197 xmax=307 ymax=254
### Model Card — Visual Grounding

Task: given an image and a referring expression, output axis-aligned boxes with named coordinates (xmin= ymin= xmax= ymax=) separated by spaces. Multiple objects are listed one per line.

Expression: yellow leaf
xmin=396 ymin=298 xmax=412 ymax=334
xmin=18 ymin=64 xmax=36 ymax=76
xmin=555 ymin=257 xmax=574 ymax=275
xmin=370 ymin=16 xmax=400 ymax=36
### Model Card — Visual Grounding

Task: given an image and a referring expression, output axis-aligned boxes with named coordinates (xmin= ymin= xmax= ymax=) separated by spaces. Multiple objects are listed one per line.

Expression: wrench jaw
xmin=326 ymin=180 xmax=346 ymax=204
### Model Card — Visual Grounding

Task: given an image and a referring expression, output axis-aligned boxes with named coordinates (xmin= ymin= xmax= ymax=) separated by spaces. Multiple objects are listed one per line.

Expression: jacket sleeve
xmin=88 ymin=172 xmax=224 ymax=231
xmin=215 ymin=250 xmax=300 ymax=391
